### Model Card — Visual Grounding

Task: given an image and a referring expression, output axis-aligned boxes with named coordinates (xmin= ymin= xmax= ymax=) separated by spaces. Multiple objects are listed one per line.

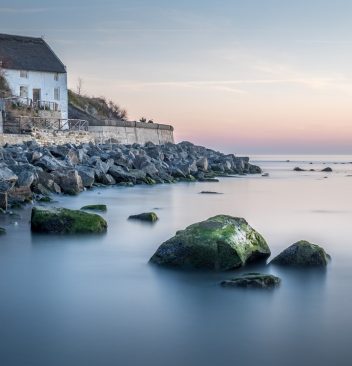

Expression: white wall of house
xmin=3 ymin=69 xmax=68 ymax=119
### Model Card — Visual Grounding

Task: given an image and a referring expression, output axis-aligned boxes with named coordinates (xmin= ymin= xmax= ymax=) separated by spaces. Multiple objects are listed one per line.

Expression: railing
xmin=2 ymin=96 xmax=60 ymax=112
xmin=14 ymin=116 xmax=88 ymax=133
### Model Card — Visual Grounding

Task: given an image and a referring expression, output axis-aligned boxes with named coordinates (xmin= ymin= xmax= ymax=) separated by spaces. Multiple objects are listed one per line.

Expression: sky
xmin=1 ymin=0 xmax=352 ymax=154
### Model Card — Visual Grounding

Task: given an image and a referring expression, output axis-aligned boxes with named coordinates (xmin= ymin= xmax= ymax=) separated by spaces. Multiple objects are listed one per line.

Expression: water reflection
xmin=1 ymin=156 xmax=352 ymax=365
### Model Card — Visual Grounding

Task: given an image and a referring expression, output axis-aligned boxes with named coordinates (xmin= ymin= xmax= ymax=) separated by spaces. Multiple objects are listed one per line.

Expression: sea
xmin=1 ymin=155 xmax=352 ymax=366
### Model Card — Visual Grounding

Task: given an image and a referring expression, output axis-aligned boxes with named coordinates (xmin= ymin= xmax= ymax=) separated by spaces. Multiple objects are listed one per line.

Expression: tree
xmin=76 ymin=77 xmax=83 ymax=95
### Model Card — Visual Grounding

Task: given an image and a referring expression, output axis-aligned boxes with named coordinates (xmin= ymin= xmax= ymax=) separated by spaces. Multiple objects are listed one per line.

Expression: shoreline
xmin=0 ymin=140 xmax=261 ymax=211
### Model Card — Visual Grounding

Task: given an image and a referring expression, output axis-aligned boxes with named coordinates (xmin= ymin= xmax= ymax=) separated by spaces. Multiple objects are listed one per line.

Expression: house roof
xmin=0 ymin=33 xmax=66 ymax=73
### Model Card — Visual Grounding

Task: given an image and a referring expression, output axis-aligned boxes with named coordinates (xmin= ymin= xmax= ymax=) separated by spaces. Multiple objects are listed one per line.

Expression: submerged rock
xmin=31 ymin=207 xmax=107 ymax=234
xmin=150 ymin=215 xmax=271 ymax=270
xmin=0 ymin=227 xmax=6 ymax=235
xmin=81 ymin=204 xmax=107 ymax=212
xmin=221 ymin=273 xmax=281 ymax=289
xmin=129 ymin=212 xmax=159 ymax=222
xmin=270 ymin=240 xmax=330 ymax=266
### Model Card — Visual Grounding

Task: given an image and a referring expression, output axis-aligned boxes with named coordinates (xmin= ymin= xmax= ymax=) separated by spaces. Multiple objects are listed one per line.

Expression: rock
xmin=38 ymin=196 xmax=52 ymax=203
xmin=8 ymin=187 xmax=32 ymax=205
xmin=108 ymin=165 xmax=136 ymax=184
xmin=31 ymin=207 xmax=107 ymax=234
xmin=0 ymin=192 xmax=7 ymax=210
xmin=129 ymin=212 xmax=159 ymax=222
xmin=16 ymin=169 xmax=37 ymax=188
xmin=52 ymin=169 xmax=83 ymax=195
xmin=293 ymin=167 xmax=305 ymax=172
xmin=35 ymin=155 xmax=66 ymax=172
xmin=0 ymin=227 xmax=6 ymax=235
xmin=248 ymin=164 xmax=262 ymax=174
xmin=150 ymin=215 xmax=271 ymax=270
xmin=81 ymin=204 xmax=107 ymax=212
xmin=262 ymin=173 xmax=269 ymax=177
xmin=221 ymin=273 xmax=281 ymax=289
xmin=321 ymin=167 xmax=332 ymax=172
xmin=76 ymin=165 xmax=95 ymax=188
xmin=270 ymin=240 xmax=330 ymax=266
xmin=0 ymin=167 xmax=18 ymax=192
xmin=99 ymin=173 xmax=116 ymax=185
xmin=199 ymin=191 xmax=222 ymax=194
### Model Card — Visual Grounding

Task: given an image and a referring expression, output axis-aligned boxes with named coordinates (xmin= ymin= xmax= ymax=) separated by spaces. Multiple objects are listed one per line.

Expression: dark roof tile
xmin=0 ymin=33 xmax=66 ymax=73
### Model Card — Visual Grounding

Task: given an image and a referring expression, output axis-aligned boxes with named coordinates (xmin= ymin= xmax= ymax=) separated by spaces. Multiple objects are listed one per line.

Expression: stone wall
xmin=0 ymin=130 xmax=93 ymax=147
xmin=88 ymin=120 xmax=174 ymax=145
xmin=0 ymin=120 xmax=175 ymax=147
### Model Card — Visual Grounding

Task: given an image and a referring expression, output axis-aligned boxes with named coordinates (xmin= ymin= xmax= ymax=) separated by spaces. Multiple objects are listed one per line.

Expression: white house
xmin=0 ymin=33 xmax=68 ymax=119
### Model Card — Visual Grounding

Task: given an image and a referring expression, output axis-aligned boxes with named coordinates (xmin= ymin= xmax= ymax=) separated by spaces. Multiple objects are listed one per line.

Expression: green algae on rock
xmin=81 ymin=204 xmax=107 ymax=212
xmin=31 ymin=207 xmax=107 ymax=234
xmin=270 ymin=240 xmax=330 ymax=266
xmin=221 ymin=273 xmax=281 ymax=289
xmin=150 ymin=215 xmax=270 ymax=270
xmin=129 ymin=212 xmax=159 ymax=222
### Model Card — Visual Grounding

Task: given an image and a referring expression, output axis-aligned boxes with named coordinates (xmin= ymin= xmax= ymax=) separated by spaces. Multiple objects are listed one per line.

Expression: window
xmin=54 ymin=73 xmax=59 ymax=81
xmin=20 ymin=70 xmax=28 ymax=78
xmin=54 ymin=87 xmax=60 ymax=101
xmin=20 ymin=86 xmax=28 ymax=98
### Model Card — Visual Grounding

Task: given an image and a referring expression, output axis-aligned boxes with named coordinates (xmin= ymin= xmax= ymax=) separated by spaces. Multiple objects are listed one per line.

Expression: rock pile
xmin=0 ymin=141 xmax=261 ymax=209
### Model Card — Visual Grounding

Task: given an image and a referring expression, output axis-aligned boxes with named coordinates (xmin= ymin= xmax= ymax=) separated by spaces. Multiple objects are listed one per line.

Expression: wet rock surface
xmin=129 ymin=212 xmax=159 ymax=222
xmin=0 ymin=141 xmax=261 ymax=208
xmin=150 ymin=215 xmax=271 ymax=270
xmin=271 ymin=240 xmax=330 ymax=266
xmin=31 ymin=207 xmax=107 ymax=234
xmin=221 ymin=273 xmax=281 ymax=289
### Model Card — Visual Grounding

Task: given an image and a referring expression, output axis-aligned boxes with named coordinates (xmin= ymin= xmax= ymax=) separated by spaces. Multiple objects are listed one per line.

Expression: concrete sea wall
xmin=0 ymin=119 xmax=174 ymax=146
xmin=88 ymin=120 xmax=174 ymax=145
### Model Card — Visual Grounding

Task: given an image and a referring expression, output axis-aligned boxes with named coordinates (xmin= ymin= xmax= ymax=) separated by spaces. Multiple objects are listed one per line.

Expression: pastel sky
xmin=1 ymin=0 xmax=352 ymax=154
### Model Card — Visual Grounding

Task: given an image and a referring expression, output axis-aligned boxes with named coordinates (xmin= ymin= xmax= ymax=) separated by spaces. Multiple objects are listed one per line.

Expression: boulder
xmin=76 ymin=165 xmax=95 ymax=188
xmin=221 ymin=273 xmax=281 ymax=289
xmin=81 ymin=204 xmax=107 ymax=212
xmin=129 ymin=212 xmax=159 ymax=222
xmin=270 ymin=240 xmax=330 ymax=266
xmin=52 ymin=169 xmax=83 ymax=195
xmin=150 ymin=215 xmax=271 ymax=270
xmin=108 ymin=165 xmax=136 ymax=184
xmin=35 ymin=155 xmax=66 ymax=172
xmin=0 ymin=167 xmax=18 ymax=192
xmin=31 ymin=207 xmax=107 ymax=234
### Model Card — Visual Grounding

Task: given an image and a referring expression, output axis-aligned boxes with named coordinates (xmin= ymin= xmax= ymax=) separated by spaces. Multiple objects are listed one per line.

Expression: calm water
xmin=1 ymin=155 xmax=352 ymax=366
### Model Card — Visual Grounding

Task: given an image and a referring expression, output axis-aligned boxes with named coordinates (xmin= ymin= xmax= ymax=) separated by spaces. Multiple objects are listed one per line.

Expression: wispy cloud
xmin=0 ymin=7 xmax=50 ymax=14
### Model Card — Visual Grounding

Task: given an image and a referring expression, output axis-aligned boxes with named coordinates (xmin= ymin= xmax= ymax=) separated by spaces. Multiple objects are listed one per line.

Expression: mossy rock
xmin=81 ymin=204 xmax=107 ymax=212
xmin=150 ymin=215 xmax=271 ymax=270
xmin=221 ymin=273 xmax=281 ymax=289
xmin=38 ymin=196 xmax=53 ymax=203
xmin=129 ymin=212 xmax=159 ymax=222
xmin=31 ymin=207 xmax=107 ymax=234
xmin=144 ymin=177 xmax=157 ymax=185
xmin=0 ymin=227 xmax=6 ymax=235
xmin=270 ymin=240 xmax=330 ymax=266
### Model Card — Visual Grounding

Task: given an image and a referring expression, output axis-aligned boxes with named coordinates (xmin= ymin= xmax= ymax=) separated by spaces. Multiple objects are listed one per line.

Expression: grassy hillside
xmin=68 ymin=90 xmax=127 ymax=121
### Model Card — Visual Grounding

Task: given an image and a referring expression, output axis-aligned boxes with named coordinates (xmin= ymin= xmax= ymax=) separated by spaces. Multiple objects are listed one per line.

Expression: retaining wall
xmin=88 ymin=120 xmax=174 ymax=145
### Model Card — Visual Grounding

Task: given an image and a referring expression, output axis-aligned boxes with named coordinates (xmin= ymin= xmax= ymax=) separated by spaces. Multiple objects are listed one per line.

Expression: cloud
xmin=0 ymin=7 xmax=50 ymax=14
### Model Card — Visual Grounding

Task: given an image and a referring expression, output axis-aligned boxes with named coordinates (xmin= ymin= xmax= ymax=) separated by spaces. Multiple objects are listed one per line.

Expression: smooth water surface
xmin=1 ymin=155 xmax=352 ymax=366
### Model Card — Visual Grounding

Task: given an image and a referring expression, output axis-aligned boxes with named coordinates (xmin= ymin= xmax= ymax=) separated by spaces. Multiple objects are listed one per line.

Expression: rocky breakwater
xmin=0 ymin=141 xmax=261 ymax=209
